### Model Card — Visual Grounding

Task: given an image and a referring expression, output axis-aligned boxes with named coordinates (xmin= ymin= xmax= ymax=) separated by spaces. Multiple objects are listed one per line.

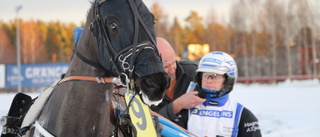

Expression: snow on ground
xmin=231 ymin=79 xmax=320 ymax=137
xmin=1 ymin=79 xmax=320 ymax=137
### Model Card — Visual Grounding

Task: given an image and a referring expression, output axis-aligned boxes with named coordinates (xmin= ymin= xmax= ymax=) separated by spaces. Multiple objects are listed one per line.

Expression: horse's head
xmin=85 ymin=0 xmax=169 ymax=105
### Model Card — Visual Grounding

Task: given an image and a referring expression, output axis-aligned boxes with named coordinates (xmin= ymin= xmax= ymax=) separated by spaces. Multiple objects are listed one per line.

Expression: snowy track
xmin=1 ymin=79 xmax=320 ymax=137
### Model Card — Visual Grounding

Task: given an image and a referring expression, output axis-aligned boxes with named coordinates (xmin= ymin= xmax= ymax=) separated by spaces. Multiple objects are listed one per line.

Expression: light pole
xmin=16 ymin=5 xmax=22 ymax=92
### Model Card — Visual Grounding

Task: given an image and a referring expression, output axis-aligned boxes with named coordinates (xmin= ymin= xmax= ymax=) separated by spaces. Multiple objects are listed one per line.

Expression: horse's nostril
xmin=140 ymin=78 xmax=159 ymax=92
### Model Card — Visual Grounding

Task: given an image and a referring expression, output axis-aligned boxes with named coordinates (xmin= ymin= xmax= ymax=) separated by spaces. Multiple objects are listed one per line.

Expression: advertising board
xmin=6 ymin=63 xmax=69 ymax=87
xmin=0 ymin=64 xmax=5 ymax=88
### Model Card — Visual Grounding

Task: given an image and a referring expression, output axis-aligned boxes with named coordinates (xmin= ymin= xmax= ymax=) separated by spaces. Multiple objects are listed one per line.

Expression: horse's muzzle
xmin=136 ymin=73 xmax=169 ymax=102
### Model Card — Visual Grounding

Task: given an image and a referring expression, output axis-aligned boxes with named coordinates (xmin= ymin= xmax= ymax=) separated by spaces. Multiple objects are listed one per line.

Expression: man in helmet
xmin=150 ymin=37 xmax=206 ymax=128
xmin=187 ymin=51 xmax=262 ymax=137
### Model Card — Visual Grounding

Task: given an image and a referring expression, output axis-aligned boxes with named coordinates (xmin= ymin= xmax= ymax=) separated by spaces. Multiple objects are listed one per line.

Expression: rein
xmin=58 ymin=76 xmax=115 ymax=85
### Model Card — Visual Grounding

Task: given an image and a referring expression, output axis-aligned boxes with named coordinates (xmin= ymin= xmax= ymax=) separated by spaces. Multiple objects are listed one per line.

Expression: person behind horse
xmin=187 ymin=51 xmax=262 ymax=137
xmin=150 ymin=37 xmax=206 ymax=129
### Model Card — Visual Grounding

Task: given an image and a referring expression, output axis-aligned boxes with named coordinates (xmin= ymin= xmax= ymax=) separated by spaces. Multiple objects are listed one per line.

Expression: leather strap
xmin=75 ymin=48 xmax=104 ymax=70
xmin=58 ymin=76 xmax=115 ymax=85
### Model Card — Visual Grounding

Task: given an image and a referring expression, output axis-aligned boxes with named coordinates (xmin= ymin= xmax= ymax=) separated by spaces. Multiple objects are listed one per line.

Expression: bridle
xmin=84 ymin=0 xmax=159 ymax=87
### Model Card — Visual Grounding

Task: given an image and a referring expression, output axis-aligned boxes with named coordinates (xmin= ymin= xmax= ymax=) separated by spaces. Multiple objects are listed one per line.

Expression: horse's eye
xmin=110 ymin=23 xmax=118 ymax=31
xmin=105 ymin=16 xmax=119 ymax=41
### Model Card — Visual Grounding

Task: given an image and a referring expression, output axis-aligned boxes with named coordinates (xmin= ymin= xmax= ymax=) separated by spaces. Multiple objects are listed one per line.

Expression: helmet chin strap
xmin=198 ymin=88 xmax=219 ymax=98
xmin=198 ymin=85 xmax=230 ymax=99
xmin=197 ymin=87 xmax=228 ymax=106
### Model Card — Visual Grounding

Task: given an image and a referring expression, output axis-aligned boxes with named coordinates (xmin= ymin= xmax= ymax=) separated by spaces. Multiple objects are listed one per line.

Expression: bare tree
xmin=20 ymin=20 xmax=48 ymax=63
xmin=0 ymin=24 xmax=16 ymax=64
xmin=150 ymin=2 xmax=170 ymax=39
xmin=306 ymin=0 xmax=319 ymax=76
xmin=316 ymin=0 xmax=320 ymax=75
xmin=246 ymin=0 xmax=262 ymax=77
xmin=205 ymin=8 xmax=229 ymax=53
xmin=292 ymin=0 xmax=313 ymax=75
xmin=229 ymin=0 xmax=250 ymax=78
xmin=288 ymin=0 xmax=303 ymax=75
xmin=170 ymin=17 xmax=183 ymax=56
xmin=262 ymin=0 xmax=284 ymax=80
xmin=204 ymin=7 xmax=218 ymax=52
xmin=282 ymin=8 xmax=294 ymax=77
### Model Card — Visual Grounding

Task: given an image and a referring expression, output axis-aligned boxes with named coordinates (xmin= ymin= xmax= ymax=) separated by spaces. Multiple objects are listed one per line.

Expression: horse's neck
xmin=66 ymin=42 xmax=106 ymax=77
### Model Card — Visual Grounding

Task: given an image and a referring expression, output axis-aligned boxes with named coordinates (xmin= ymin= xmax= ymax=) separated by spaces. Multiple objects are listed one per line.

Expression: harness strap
xmin=58 ymin=76 xmax=115 ymax=85
xmin=34 ymin=121 xmax=55 ymax=137
xmin=74 ymin=47 xmax=104 ymax=70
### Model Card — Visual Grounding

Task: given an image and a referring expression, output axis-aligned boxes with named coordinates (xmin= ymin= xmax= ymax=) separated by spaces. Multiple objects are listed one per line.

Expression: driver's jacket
xmin=188 ymin=94 xmax=262 ymax=137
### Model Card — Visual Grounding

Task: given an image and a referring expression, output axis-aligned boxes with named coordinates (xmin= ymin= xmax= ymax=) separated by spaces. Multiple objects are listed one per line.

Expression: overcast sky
xmin=0 ymin=0 xmax=233 ymax=26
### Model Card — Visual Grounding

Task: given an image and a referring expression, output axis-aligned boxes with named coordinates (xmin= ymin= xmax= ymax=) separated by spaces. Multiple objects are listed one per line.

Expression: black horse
xmin=19 ymin=0 xmax=169 ymax=136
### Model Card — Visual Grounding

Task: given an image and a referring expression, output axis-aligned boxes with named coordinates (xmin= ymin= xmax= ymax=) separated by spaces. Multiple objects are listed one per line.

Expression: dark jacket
xmin=150 ymin=60 xmax=197 ymax=129
xmin=238 ymin=107 xmax=262 ymax=137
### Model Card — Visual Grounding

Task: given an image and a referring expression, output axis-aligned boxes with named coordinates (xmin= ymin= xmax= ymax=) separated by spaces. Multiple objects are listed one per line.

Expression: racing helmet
xmin=195 ymin=51 xmax=238 ymax=98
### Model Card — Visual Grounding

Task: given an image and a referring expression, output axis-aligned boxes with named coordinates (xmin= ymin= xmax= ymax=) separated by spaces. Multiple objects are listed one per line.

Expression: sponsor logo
xmin=200 ymin=64 xmax=220 ymax=69
xmin=195 ymin=109 xmax=233 ymax=118
xmin=191 ymin=108 xmax=199 ymax=115
xmin=25 ymin=66 xmax=68 ymax=79
xmin=244 ymin=121 xmax=260 ymax=132
xmin=211 ymin=52 xmax=224 ymax=55
xmin=0 ymin=65 xmax=5 ymax=88
xmin=6 ymin=63 xmax=69 ymax=87
xmin=226 ymin=60 xmax=236 ymax=66
xmin=203 ymin=58 xmax=222 ymax=65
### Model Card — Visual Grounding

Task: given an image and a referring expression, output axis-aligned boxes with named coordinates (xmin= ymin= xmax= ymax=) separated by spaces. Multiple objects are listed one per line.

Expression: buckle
xmin=1 ymin=116 xmax=20 ymax=126
xmin=1 ymin=126 xmax=19 ymax=135
xmin=96 ymin=77 xmax=106 ymax=84
xmin=1 ymin=116 xmax=7 ymax=126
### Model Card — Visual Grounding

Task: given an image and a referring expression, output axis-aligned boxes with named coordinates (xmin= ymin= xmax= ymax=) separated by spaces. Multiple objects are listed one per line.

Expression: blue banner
xmin=0 ymin=64 xmax=5 ymax=88
xmin=6 ymin=63 xmax=69 ymax=87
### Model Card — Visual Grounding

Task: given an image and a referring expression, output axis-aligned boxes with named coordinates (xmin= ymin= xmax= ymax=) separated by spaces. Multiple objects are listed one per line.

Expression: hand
xmin=172 ymin=91 xmax=206 ymax=114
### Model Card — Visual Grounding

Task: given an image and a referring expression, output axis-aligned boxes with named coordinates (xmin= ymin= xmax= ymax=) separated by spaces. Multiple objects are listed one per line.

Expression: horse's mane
xmin=85 ymin=1 xmax=94 ymax=24
xmin=82 ymin=1 xmax=95 ymax=50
